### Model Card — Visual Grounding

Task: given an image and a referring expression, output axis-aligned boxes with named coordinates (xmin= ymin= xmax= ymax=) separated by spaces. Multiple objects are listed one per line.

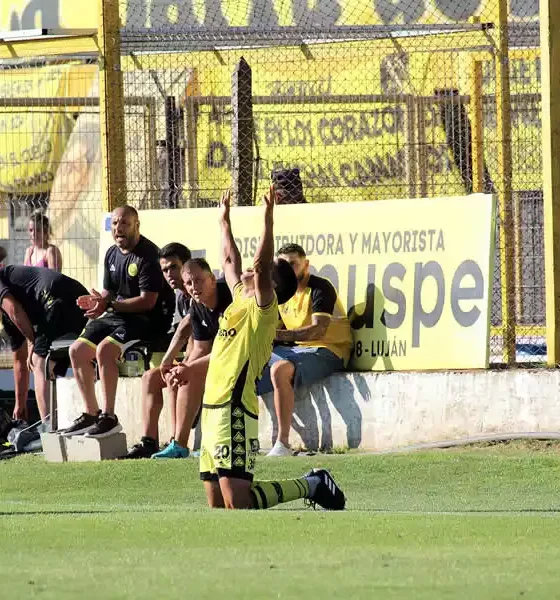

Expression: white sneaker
xmin=266 ymin=441 xmax=292 ymax=457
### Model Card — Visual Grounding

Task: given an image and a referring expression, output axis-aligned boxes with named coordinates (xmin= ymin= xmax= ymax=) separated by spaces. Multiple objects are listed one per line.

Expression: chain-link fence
xmin=0 ymin=0 xmax=545 ymax=366
xmin=0 ymin=57 xmax=100 ymax=363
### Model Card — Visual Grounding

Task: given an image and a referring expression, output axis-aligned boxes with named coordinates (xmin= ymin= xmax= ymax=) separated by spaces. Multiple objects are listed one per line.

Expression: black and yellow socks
xmin=250 ymin=477 xmax=310 ymax=509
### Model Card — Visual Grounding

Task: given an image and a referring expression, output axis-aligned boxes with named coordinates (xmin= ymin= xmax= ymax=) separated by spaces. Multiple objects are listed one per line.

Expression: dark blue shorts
xmin=257 ymin=345 xmax=344 ymax=395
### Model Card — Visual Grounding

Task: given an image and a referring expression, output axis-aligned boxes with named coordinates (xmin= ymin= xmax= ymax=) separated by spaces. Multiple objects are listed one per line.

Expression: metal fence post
xmin=165 ymin=96 xmax=182 ymax=209
xmin=469 ymin=59 xmax=485 ymax=194
xmin=541 ymin=0 xmax=560 ymax=366
xmin=231 ymin=57 xmax=254 ymax=206
xmin=99 ymin=0 xmax=127 ymax=212
xmin=493 ymin=0 xmax=517 ymax=365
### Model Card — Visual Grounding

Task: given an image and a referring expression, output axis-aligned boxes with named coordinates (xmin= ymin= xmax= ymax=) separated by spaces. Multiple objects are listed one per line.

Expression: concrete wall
xmin=56 ymin=369 xmax=560 ymax=451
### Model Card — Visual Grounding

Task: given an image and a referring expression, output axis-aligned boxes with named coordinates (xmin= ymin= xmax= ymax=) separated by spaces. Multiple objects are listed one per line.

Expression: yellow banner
xmin=141 ymin=38 xmax=469 ymax=205
xmin=99 ymin=194 xmax=496 ymax=371
xmin=128 ymin=38 xmax=540 ymax=205
xmin=198 ymin=99 xmax=464 ymax=204
xmin=475 ymin=49 xmax=542 ymax=191
xmin=1 ymin=0 xmax=538 ymax=33
xmin=0 ymin=64 xmax=96 ymax=194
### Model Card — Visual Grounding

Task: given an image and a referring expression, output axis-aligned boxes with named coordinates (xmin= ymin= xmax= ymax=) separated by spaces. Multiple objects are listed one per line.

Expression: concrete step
xmin=42 ymin=432 xmax=128 ymax=462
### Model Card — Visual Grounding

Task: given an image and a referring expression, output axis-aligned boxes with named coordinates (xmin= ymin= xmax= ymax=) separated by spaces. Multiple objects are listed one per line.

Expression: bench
xmin=45 ymin=336 xmax=154 ymax=432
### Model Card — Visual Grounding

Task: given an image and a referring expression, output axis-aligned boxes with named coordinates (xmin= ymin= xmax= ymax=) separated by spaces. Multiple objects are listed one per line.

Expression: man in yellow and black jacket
xmin=257 ymin=243 xmax=352 ymax=456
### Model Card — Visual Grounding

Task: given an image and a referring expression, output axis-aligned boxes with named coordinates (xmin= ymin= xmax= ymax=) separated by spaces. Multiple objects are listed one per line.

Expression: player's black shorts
xmin=4 ymin=296 xmax=87 ymax=358
xmin=77 ymin=313 xmax=164 ymax=351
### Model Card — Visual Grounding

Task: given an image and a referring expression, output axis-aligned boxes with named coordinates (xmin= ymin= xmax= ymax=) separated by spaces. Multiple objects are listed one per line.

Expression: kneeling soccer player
xmin=200 ymin=188 xmax=346 ymax=511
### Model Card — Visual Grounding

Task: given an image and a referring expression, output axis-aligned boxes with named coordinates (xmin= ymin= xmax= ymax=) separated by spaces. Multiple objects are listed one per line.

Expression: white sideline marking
xmin=1 ymin=500 xmax=559 ymax=517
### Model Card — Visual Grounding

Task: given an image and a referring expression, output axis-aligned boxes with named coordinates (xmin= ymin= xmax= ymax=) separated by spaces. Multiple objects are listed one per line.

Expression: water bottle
xmin=120 ymin=350 xmax=143 ymax=377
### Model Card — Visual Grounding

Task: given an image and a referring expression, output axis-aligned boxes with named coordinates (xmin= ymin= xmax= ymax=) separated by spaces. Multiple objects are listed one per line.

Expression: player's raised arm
xmin=253 ymin=186 xmax=275 ymax=308
xmin=219 ymin=189 xmax=242 ymax=294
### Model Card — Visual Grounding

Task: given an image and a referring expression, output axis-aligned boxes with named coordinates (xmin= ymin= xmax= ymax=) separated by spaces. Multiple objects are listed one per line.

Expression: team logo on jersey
xmin=280 ymin=304 xmax=300 ymax=318
xmin=128 ymin=263 xmax=138 ymax=277
xmin=110 ymin=264 xmax=116 ymax=272
xmin=249 ymin=439 xmax=260 ymax=454
xmin=217 ymin=327 xmax=237 ymax=338
xmin=40 ymin=291 xmax=55 ymax=309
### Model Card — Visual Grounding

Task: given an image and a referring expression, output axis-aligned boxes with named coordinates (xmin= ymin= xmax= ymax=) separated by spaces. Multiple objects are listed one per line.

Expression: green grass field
xmin=2 ymin=445 xmax=560 ymax=599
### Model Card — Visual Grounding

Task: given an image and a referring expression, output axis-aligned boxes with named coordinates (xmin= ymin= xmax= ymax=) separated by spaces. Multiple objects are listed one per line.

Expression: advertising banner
xmin=1 ymin=0 xmax=538 ymax=34
xmin=100 ymin=193 xmax=496 ymax=370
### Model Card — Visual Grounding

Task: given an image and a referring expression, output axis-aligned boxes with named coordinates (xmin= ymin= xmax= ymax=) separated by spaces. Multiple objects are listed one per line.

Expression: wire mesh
xmin=0 ymin=56 xmax=100 ymax=359
xmin=118 ymin=0 xmax=543 ymax=365
xmin=0 ymin=0 xmax=545 ymax=367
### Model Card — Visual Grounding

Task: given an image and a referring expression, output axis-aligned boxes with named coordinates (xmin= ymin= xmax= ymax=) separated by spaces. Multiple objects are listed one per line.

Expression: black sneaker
xmin=122 ymin=437 xmax=158 ymax=459
xmin=84 ymin=413 xmax=123 ymax=439
xmin=304 ymin=468 xmax=346 ymax=511
xmin=59 ymin=412 xmax=100 ymax=437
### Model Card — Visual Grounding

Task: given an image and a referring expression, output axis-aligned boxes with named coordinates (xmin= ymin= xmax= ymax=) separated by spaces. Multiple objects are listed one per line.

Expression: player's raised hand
xmin=219 ymin=189 xmax=231 ymax=224
xmin=263 ymin=185 xmax=276 ymax=213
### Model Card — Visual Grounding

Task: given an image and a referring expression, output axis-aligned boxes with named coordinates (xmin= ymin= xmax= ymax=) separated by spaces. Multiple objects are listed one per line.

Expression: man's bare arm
xmin=219 ymin=189 xmax=242 ymax=294
xmin=275 ymin=314 xmax=331 ymax=342
xmin=168 ymin=339 xmax=213 ymax=386
xmin=111 ymin=291 xmax=158 ymax=313
xmin=13 ymin=344 xmax=29 ymax=420
xmin=254 ymin=186 xmax=276 ymax=308
xmin=185 ymin=339 xmax=213 ymax=366
xmin=161 ymin=314 xmax=192 ymax=366
xmin=1 ymin=295 xmax=34 ymax=343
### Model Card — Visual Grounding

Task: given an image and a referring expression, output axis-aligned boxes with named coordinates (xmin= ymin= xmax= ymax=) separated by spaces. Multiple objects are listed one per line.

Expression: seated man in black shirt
xmin=0 ymin=263 xmax=87 ymax=423
xmin=62 ymin=205 xmax=175 ymax=438
xmin=123 ymin=242 xmax=194 ymax=458
xmin=125 ymin=258 xmax=232 ymax=458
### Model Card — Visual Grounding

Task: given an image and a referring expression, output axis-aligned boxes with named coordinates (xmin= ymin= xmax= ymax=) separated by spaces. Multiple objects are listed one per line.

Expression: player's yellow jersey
xmin=279 ymin=274 xmax=353 ymax=363
xmin=203 ymin=282 xmax=278 ymax=416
